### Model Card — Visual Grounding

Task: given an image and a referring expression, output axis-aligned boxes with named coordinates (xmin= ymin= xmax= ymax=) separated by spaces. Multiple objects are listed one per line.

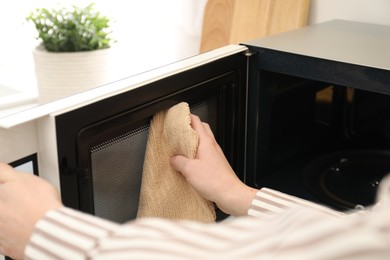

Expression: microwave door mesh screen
xmin=90 ymin=125 xmax=149 ymax=223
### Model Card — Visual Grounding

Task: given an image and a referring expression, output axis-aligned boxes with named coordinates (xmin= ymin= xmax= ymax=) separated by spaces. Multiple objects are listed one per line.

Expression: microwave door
xmin=52 ymin=45 xmax=249 ymax=222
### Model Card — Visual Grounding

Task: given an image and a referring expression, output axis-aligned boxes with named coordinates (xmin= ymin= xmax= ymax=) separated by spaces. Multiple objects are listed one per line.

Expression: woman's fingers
xmin=190 ymin=114 xmax=216 ymax=141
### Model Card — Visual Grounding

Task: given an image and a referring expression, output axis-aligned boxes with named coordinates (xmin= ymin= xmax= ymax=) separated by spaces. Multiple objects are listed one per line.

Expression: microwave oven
xmin=2 ymin=20 xmax=390 ymax=223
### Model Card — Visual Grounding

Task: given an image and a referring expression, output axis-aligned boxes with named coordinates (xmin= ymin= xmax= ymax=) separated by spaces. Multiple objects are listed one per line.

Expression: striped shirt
xmin=24 ymin=178 xmax=390 ymax=259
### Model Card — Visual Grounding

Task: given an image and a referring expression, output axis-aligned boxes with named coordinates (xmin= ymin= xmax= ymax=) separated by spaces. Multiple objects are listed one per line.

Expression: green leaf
xmin=26 ymin=2 xmax=114 ymax=52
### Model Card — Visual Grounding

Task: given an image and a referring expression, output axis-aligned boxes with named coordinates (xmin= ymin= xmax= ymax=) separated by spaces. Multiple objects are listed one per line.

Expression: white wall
xmin=0 ymin=0 xmax=207 ymax=95
xmin=309 ymin=0 xmax=390 ymax=26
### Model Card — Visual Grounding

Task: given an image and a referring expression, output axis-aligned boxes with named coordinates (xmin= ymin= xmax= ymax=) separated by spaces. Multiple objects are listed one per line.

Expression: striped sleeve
xmin=248 ymin=188 xmax=345 ymax=218
xmin=24 ymin=185 xmax=390 ymax=259
xmin=24 ymin=207 xmax=119 ymax=260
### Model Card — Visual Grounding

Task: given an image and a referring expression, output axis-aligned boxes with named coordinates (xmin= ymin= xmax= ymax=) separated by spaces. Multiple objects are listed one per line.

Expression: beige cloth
xmin=136 ymin=102 xmax=216 ymax=222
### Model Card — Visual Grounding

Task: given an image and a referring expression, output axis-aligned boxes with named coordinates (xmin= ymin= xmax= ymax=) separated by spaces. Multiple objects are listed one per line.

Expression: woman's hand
xmin=0 ymin=163 xmax=63 ymax=259
xmin=170 ymin=115 xmax=257 ymax=216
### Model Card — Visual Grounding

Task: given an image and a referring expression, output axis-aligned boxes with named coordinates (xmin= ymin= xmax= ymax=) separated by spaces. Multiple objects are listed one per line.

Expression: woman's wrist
xmin=217 ymin=182 xmax=258 ymax=216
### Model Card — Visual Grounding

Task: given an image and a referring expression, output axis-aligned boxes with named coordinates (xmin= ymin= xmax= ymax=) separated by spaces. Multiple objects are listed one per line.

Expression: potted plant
xmin=26 ymin=3 xmax=115 ymax=103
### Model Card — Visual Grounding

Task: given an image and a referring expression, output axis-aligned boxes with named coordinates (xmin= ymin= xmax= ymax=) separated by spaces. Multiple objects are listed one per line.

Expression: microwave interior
xmin=244 ymin=39 xmax=390 ymax=211
xmin=250 ymin=70 xmax=390 ymax=211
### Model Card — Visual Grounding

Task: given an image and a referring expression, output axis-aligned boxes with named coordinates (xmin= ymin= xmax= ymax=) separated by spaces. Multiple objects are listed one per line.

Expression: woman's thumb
xmin=170 ymin=155 xmax=190 ymax=175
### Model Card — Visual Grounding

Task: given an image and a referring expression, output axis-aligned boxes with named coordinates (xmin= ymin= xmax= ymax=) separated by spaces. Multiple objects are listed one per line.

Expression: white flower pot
xmin=33 ymin=45 xmax=112 ymax=104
